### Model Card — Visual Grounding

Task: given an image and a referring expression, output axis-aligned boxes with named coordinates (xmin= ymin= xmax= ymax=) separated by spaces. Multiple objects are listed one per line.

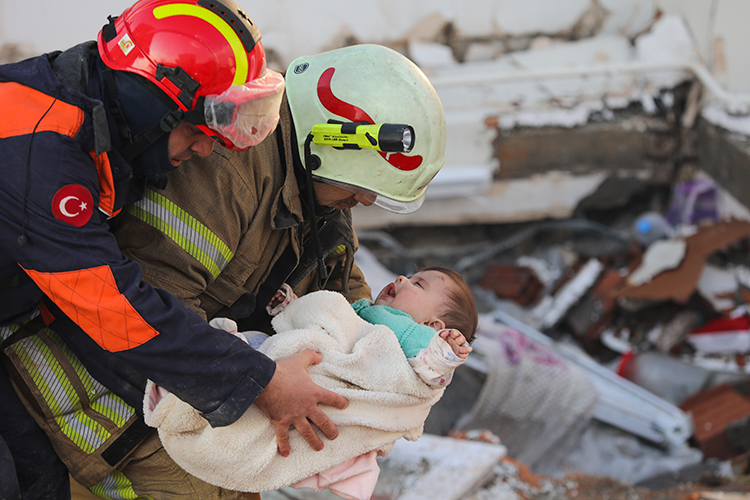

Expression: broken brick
xmin=680 ymin=384 xmax=750 ymax=460
xmin=479 ymin=265 xmax=545 ymax=307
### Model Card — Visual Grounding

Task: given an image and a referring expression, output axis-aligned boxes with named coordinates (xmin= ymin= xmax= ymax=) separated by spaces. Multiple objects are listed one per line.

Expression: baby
xmin=267 ymin=265 xmax=477 ymax=387
xmin=144 ymin=266 xmax=478 ymax=499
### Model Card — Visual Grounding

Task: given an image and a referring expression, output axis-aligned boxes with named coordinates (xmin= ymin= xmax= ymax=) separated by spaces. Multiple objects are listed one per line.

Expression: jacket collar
xmin=271 ymin=96 xmax=305 ymax=230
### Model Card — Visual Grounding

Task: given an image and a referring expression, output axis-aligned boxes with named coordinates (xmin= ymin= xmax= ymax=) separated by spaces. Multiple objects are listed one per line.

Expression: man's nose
xmin=191 ymin=134 xmax=215 ymax=157
xmin=353 ymin=194 xmax=374 ymax=207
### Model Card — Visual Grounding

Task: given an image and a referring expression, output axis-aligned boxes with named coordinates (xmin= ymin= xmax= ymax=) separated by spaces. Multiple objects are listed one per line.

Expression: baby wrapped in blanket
xmin=144 ymin=267 xmax=477 ymax=499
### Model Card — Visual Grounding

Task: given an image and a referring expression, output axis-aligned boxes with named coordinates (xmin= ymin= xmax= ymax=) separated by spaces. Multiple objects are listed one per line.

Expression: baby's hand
xmin=267 ymin=290 xmax=286 ymax=310
xmin=439 ymin=329 xmax=473 ymax=359
xmin=266 ymin=283 xmax=297 ymax=316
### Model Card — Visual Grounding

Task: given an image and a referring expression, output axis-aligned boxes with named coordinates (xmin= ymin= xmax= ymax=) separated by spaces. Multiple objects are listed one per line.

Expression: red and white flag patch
xmin=51 ymin=184 xmax=94 ymax=227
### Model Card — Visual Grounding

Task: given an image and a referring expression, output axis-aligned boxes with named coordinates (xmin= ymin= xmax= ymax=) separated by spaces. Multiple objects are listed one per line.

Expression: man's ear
xmin=424 ymin=318 xmax=446 ymax=331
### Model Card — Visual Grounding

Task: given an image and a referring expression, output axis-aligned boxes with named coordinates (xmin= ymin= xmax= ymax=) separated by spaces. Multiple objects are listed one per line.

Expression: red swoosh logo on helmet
xmin=317 ymin=67 xmax=422 ymax=171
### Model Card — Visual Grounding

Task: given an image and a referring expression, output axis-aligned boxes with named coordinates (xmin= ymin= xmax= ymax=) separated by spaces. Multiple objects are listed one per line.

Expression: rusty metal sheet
xmin=618 ymin=220 xmax=750 ymax=304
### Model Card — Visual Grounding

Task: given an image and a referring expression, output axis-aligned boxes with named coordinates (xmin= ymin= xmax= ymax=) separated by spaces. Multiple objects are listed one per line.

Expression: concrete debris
xmin=447 ymin=319 xmax=599 ymax=469
xmin=680 ymin=384 xmax=750 ymax=461
xmin=565 ymin=268 xmax=625 ymax=348
xmin=618 ymin=219 xmax=750 ymax=304
xmin=479 ymin=265 xmax=545 ymax=307
xmin=688 ymin=316 xmax=750 ymax=356
xmin=353 ymin=178 xmax=750 ymax=498
xmin=539 ymin=258 xmax=604 ymax=329
xmin=626 ymin=239 xmax=687 ymax=287
xmin=697 ymin=265 xmax=739 ymax=314
xmin=371 ymin=434 xmax=507 ymax=500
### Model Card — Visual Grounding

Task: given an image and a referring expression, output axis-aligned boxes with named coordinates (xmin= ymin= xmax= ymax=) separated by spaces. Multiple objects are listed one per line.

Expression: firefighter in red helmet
xmin=0 ymin=1 xmax=342 ymax=498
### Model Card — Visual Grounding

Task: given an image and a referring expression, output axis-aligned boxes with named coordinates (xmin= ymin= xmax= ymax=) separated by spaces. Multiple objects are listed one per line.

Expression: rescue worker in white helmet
xmin=0 ymin=0 xmax=346 ymax=498
xmin=63 ymin=43 xmax=446 ymax=496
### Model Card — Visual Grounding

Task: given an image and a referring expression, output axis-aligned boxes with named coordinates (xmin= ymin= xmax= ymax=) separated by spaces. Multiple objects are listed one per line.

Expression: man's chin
xmin=332 ymin=202 xmax=358 ymax=210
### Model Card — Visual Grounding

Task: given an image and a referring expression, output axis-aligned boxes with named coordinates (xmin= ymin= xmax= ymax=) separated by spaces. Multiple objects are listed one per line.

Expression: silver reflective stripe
xmin=93 ymin=393 xmax=135 ymax=428
xmin=127 ymin=189 xmax=233 ymax=278
xmin=14 ymin=336 xmax=108 ymax=453
xmin=93 ymin=470 xmax=152 ymax=500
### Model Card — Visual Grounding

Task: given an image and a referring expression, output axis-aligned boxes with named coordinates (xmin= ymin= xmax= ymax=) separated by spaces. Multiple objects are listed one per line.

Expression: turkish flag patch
xmin=51 ymin=184 xmax=94 ymax=227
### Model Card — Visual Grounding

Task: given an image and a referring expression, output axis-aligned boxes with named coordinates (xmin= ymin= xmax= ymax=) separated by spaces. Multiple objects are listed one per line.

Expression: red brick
xmin=680 ymin=384 xmax=750 ymax=460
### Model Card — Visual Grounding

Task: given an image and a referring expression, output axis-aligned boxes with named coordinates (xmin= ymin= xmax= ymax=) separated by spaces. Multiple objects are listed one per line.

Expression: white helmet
xmin=285 ymin=44 xmax=446 ymax=214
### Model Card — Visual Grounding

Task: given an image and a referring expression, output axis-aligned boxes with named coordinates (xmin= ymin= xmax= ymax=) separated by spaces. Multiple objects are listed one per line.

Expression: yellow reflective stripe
xmin=90 ymin=470 xmax=153 ymax=500
xmin=127 ymin=188 xmax=233 ymax=279
xmin=46 ymin=327 xmax=103 ymax=399
xmin=328 ymin=244 xmax=346 ymax=258
xmin=11 ymin=336 xmax=110 ymax=454
xmin=44 ymin=328 xmax=136 ymax=426
xmin=153 ymin=4 xmax=248 ymax=85
xmin=92 ymin=393 xmax=133 ymax=428
xmin=30 ymin=335 xmax=111 ymax=448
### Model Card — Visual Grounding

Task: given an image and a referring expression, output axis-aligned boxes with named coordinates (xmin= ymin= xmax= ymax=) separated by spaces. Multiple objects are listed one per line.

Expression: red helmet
xmin=98 ymin=0 xmax=283 ymax=150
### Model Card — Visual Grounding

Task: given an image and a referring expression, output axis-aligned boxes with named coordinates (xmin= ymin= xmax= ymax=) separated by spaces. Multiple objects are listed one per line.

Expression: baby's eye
xmin=414 ymin=280 xmax=424 ymax=289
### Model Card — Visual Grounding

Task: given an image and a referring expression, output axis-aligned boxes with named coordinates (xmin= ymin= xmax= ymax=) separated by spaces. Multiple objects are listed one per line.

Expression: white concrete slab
xmin=352 ymin=172 xmax=607 ymax=230
xmin=379 ymin=434 xmax=507 ymax=500
xmin=262 ymin=435 xmax=506 ymax=500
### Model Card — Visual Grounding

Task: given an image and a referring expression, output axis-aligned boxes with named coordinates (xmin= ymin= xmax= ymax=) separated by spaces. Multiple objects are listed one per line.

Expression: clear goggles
xmin=313 ymin=176 xmax=426 ymax=214
xmin=204 ymin=67 xmax=285 ymax=150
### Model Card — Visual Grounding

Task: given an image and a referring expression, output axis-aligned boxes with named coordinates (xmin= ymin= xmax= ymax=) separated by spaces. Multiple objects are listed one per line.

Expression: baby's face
xmin=375 ymin=270 xmax=451 ymax=326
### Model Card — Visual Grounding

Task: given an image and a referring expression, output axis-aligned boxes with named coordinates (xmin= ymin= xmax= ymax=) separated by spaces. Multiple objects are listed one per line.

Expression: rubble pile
xmin=465 ymin=178 xmax=750 ymax=472
xmin=360 ymin=173 xmax=750 ymax=493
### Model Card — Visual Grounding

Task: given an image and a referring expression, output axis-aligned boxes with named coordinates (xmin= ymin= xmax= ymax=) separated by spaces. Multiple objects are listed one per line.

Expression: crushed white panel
xmin=431 ymin=35 xmax=638 ymax=113
xmin=626 ymin=239 xmax=687 ymax=286
xmin=381 ymin=434 xmax=507 ymax=500
xmin=428 ymin=20 xmax=700 ymax=131
xmin=494 ymin=309 xmax=694 ymax=448
xmin=697 ymin=264 xmax=739 ymax=313
xmin=541 ymin=258 xmax=604 ymax=329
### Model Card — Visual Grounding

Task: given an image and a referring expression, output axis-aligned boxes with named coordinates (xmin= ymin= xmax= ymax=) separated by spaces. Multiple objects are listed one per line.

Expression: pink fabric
xmin=291 ymin=450 xmax=380 ymax=500
xmin=145 ymin=382 xmax=169 ymax=418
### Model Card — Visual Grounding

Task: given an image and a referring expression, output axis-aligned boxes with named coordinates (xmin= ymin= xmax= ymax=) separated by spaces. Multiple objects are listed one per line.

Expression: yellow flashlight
xmin=310 ymin=121 xmax=415 ymax=153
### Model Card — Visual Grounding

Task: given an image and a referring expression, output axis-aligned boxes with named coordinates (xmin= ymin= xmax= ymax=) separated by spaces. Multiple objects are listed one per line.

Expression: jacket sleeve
xmin=7 ymin=137 xmax=274 ymax=427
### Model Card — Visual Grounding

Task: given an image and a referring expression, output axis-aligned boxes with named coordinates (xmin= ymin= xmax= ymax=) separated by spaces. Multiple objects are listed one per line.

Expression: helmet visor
xmin=314 ymin=177 xmax=426 ymax=214
xmin=204 ymin=68 xmax=285 ymax=150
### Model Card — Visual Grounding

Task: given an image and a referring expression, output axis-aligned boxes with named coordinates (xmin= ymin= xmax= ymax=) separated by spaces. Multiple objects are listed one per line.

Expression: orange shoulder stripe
xmin=89 ymin=151 xmax=121 ymax=218
xmin=0 ymin=82 xmax=84 ymax=139
xmin=21 ymin=265 xmax=159 ymax=352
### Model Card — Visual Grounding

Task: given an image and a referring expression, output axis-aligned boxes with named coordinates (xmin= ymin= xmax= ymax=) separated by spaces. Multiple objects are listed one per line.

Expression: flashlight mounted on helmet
xmin=311 ymin=121 xmax=415 ymax=153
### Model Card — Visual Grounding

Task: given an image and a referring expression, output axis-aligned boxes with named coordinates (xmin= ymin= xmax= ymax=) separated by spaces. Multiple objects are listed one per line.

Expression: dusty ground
xmin=464 ymin=457 xmax=750 ymax=500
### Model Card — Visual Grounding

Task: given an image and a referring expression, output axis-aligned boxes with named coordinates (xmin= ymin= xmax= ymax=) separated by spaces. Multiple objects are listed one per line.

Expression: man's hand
xmin=254 ymin=349 xmax=348 ymax=457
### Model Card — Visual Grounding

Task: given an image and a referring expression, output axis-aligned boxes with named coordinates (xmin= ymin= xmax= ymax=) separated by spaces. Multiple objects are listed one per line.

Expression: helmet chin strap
xmin=303 ymin=133 xmax=329 ymax=285
xmin=101 ymin=65 xmax=207 ymax=164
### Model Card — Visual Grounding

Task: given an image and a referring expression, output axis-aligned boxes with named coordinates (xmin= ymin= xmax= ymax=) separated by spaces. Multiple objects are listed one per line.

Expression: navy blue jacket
xmin=0 ymin=46 xmax=275 ymax=426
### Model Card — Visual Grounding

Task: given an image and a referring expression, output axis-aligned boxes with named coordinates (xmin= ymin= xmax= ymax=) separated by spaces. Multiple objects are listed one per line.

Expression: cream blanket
xmin=144 ymin=290 xmax=444 ymax=492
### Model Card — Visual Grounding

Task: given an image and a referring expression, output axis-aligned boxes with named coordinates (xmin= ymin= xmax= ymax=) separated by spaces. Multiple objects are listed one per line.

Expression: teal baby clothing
xmin=351 ymin=299 xmax=435 ymax=358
